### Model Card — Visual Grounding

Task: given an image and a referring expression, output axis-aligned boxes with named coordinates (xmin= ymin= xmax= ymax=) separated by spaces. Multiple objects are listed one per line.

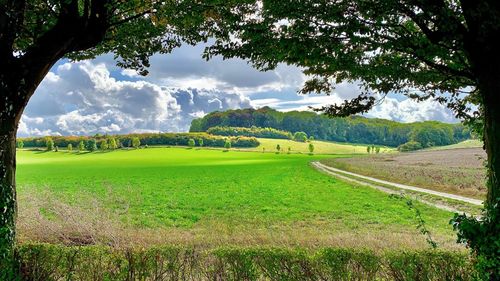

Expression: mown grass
xmin=424 ymin=139 xmax=483 ymax=150
xmin=17 ymin=147 xmax=459 ymax=249
xmin=244 ymin=138 xmax=395 ymax=154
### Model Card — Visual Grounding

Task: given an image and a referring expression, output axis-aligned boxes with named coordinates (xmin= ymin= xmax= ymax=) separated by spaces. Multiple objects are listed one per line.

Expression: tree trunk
xmin=0 ymin=84 xmax=21 ymax=279
xmin=0 ymin=55 xmax=62 ymax=277
xmin=481 ymin=87 xmax=500 ymax=207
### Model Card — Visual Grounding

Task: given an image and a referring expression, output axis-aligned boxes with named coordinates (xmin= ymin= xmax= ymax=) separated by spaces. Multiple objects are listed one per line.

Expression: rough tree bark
xmin=0 ymin=63 xmax=59 ymax=278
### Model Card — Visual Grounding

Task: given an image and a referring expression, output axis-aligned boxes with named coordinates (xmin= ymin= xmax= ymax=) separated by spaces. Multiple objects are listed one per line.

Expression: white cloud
xmin=366 ymin=96 xmax=457 ymax=123
xmin=20 ymin=61 xmax=251 ymax=136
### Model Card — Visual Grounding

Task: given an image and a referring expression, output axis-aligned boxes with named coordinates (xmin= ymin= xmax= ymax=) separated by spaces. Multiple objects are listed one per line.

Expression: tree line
xmin=17 ymin=133 xmax=259 ymax=150
xmin=190 ymin=107 xmax=471 ymax=148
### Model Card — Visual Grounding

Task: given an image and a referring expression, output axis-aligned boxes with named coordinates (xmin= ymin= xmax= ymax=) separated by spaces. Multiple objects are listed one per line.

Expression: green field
xmin=16 ymin=147 xmax=459 ymax=250
xmin=245 ymin=138 xmax=394 ymax=154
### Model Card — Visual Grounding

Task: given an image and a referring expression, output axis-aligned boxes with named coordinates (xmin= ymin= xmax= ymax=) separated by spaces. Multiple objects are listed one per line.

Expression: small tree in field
xmin=198 ymin=138 xmax=204 ymax=147
xmin=45 ymin=137 xmax=54 ymax=151
xmin=293 ymin=132 xmax=308 ymax=142
xmin=367 ymin=146 xmax=371 ymax=154
xmin=309 ymin=136 xmax=314 ymax=141
xmin=16 ymin=140 xmax=23 ymax=149
xmin=54 ymin=146 xmax=59 ymax=152
xmin=108 ymin=138 xmax=118 ymax=150
xmin=309 ymin=143 xmax=314 ymax=154
xmin=78 ymin=141 xmax=85 ymax=152
xmin=288 ymin=147 xmax=291 ymax=154
xmin=188 ymin=138 xmax=195 ymax=148
xmin=375 ymin=147 xmax=381 ymax=154
xmin=132 ymin=137 xmax=141 ymax=149
xmin=276 ymin=144 xmax=281 ymax=153
xmin=86 ymin=139 xmax=97 ymax=152
xmin=224 ymin=140 xmax=231 ymax=151
xmin=372 ymin=145 xmax=375 ymax=153
xmin=99 ymin=140 xmax=109 ymax=150
xmin=67 ymin=144 xmax=73 ymax=152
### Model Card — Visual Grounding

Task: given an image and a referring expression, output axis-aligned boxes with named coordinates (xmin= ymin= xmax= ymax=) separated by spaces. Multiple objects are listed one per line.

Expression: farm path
xmin=311 ymin=161 xmax=483 ymax=213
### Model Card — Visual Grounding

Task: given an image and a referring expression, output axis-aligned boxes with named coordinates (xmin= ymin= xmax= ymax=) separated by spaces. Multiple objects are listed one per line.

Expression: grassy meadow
xmin=16 ymin=146 xmax=459 ymax=250
xmin=244 ymin=138 xmax=394 ymax=154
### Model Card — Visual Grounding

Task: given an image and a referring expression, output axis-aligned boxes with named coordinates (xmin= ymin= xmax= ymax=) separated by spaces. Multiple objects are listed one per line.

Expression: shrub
xmin=67 ymin=144 xmax=73 ymax=151
xmin=276 ymin=144 xmax=281 ymax=153
xmin=293 ymin=131 xmax=308 ymax=142
xmin=397 ymin=141 xmax=423 ymax=152
xmin=78 ymin=141 xmax=85 ymax=152
xmin=224 ymin=139 xmax=231 ymax=150
xmin=16 ymin=140 xmax=24 ymax=149
xmin=15 ymin=244 xmax=477 ymax=281
xmin=54 ymin=146 xmax=59 ymax=152
xmin=198 ymin=138 xmax=204 ymax=147
xmin=309 ymin=143 xmax=314 ymax=154
xmin=375 ymin=147 xmax=381 ymax=154
xmin=367 ymin=146 xmax=371 ymax=153
xmin=108 ymin=138 xmax=118 ymax=150
xmin=99 ymin=140 xmax=109 ymax=150
xmin=188 ymin=138 xmax=195 ymax=148
xmin=85 ymin=139 xmax=97 ymax=152
xmin=132 ymin=137 xmax=141 ymax=148
xmin=45 ymin=137 xmax=54 ymax=151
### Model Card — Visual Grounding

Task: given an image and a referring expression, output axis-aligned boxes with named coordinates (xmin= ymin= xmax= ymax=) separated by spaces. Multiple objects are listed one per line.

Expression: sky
xmin=18 ymin=43 xmax=459 ymax=137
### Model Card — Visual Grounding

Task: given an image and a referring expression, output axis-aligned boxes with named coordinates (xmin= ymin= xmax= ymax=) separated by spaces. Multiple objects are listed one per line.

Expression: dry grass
xmin=321 ymin=148 xmax=487 ymax=199
xmin=17 ymin=188 xmax=462 ymax=252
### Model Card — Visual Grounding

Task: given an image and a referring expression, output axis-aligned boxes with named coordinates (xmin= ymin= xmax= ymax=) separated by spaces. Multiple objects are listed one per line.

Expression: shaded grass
xmin=17 ymin=147 xmax=459 ymax=249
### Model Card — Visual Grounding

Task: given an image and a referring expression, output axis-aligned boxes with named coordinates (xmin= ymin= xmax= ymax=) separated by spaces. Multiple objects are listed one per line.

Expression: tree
xmin=198 ymin=138 xmax=204 ymax=147
xmin=367 ymin=146 xmax=371 ymax=154
xmin=86 ymin=139 xmax=97 ymax=152
xmin=188 ymin=138 xmax=195 ymax=148
xmin=224 ymin=139 xmax=231 ymax=150
xmin=45 ymin=137 xmax=54 ymax=151
xmin=375 ymin=147 xmax=381 ymax=154
xmin=16 ymin=140 xmax=23 ymax=149
xmin=179 ymin=2 xmax=500 ymax=275
xmin=309 ymin=136 xmax=314 ymax=141
xmin=293 ymin=131 xmax=308 ymax=142
xmin=132 ymin=137 xmax=141 ymax=149
xmin=54 ymin=146 xmax=59 ymax=152
xmin=288 ymin=147 xmax=291 ymax=154
xmin=276 ymin=144 xmax=281 ymax=153
xmin=78 ymin=141 xmax=85 ymax=152
xmin=0 ymin=1 xmax=204 ymax=273
xmin=108 ymin=138 xmax=118 ymax=150
xmin=99 ymin=140 xmax=108 ymax=150
xmin=308 ymin=143 xmax=314 ymax=154
xmin=67 ymin=144 xmax=73 ymax=152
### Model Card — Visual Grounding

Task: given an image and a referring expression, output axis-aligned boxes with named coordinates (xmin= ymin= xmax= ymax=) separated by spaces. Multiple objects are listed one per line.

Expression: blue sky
xmin=18 ymin=43 xmax=458 ymax=137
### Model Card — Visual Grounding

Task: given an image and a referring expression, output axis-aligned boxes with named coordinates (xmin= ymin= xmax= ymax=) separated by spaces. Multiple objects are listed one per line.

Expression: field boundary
xmin=311 ymin=162 xmax=482 ymax=215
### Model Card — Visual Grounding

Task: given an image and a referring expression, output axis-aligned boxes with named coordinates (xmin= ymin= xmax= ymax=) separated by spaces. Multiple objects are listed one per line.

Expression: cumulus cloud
xmin=365 ymin=95 xmax=457 ymax=123
xmin=20 ymin=61 xmax=251 ymax=136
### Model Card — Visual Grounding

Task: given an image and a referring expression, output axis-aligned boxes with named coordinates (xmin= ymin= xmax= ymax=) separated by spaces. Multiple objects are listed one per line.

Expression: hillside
xmin=190 ymin=107 xmax=471 ymax=148
xmin=247 ymin=138 xmax=394 ymax=154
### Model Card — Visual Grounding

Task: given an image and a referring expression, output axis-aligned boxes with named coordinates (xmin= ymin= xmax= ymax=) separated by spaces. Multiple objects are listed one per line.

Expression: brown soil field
xmin=321 ymin=148 xmax=487 ymax=199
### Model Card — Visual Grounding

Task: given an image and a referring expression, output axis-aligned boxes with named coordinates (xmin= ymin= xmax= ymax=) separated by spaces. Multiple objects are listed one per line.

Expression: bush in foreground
xmin=15 ymin=244 xmax=476 ymax=280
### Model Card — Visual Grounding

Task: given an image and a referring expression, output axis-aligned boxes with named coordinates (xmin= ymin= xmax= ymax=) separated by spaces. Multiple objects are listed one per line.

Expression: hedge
xmin=207 ymin=126 xmax=292 ymax=140
xmin=15 ymin=244 xmax=477 ymax=281
xmin=18 ymin=133 xmax=259 ymax=149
